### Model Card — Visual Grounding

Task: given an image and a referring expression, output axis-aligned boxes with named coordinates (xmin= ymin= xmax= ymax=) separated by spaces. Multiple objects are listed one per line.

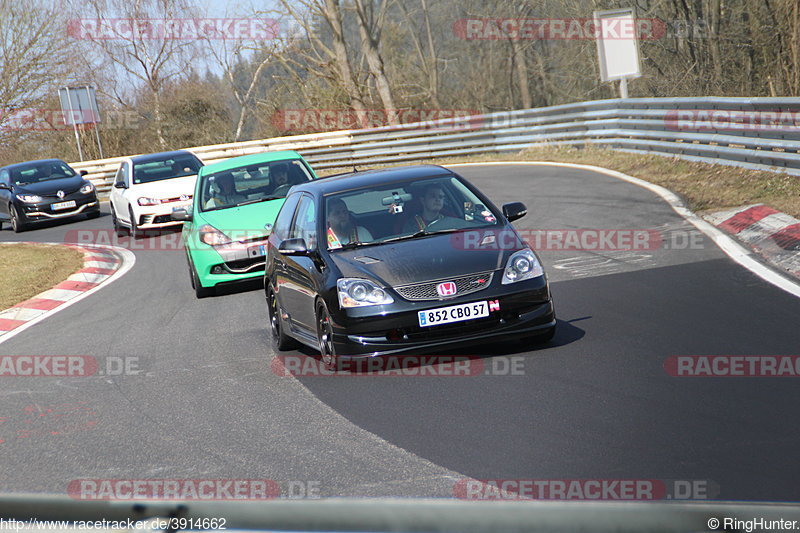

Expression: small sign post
xmin=58 ymin=86 xmax=103 ymax=161
xmin=594 ymin=8 xmax=642 ymax=98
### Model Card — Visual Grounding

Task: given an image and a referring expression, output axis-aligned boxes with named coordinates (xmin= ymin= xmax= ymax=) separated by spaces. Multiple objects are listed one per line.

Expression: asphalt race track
xmin=1 ymin=163 xmax=799 ymax=502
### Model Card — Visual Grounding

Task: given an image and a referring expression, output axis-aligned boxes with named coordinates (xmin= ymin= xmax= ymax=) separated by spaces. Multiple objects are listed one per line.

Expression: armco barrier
xmin=72 ymin=97 xmax=800 ymax=197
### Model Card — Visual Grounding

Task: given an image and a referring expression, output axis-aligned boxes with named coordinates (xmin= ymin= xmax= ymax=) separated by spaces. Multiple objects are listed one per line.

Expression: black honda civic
xmin=0 ymin=159 xmax=100 ymax=232
xmin=264 ymin=165 xmax=555 ymax=368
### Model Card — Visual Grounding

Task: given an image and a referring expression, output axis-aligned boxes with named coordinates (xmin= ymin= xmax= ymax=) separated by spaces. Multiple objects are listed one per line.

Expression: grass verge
xmin=0 ymin=243 xmax=85 ymax=310
xmin=318 ymin=145 xmax=800 ymax=218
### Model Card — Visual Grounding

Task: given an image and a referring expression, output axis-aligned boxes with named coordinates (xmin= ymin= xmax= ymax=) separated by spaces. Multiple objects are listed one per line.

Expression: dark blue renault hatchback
xmin=0 ymin=159 xmax=100 ymax=232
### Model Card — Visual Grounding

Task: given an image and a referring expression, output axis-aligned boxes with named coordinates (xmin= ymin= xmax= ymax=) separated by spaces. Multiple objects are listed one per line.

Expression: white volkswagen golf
xmin=109 ymin=150 xmax=204 ymax=238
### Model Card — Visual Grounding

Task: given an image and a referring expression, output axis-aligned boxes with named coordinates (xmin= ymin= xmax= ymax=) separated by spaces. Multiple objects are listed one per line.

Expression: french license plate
xmin=418 ymin=301 xmax=490 ymax=327
xmin=51 ymin=200 xmax=76 ymax=211
xmin=248 ymin=244 xmax=266 ymax=258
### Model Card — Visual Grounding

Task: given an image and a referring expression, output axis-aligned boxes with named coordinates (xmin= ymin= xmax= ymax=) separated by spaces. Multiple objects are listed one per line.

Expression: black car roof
xmin=130 ymin=150 xmax=198 ymax=164
xmin=291 ymin=165 xmax=454 ymax=196
xmin=0 ymin=159 xmax=70 ymax=172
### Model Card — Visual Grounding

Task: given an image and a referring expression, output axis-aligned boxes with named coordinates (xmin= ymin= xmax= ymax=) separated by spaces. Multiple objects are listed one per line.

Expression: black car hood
xmin=328 ymin=227 xmax=526 ymax=287
xmin=13 ymin=175 xmax=85 ymax=195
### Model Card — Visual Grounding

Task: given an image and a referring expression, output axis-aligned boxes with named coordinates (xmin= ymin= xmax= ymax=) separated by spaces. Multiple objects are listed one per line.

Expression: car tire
xmin=316 ymin=301 xmax=338 ymax=371
xmin=128 ymin=207 xmax=142 ymax=240
xmin=111 ymin=207 xmax=126 ymax=237
xmin=10 ymin=205 xmax=26 ymax=233
xmin=188 ymin=254 xmax=214 ymax=298
xmin=267 ymin=285 xmax=298 ymax=351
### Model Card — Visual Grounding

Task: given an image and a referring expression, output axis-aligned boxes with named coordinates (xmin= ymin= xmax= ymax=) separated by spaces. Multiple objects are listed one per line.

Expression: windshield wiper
xmin=336 ymin=240 xmax=378 ymax=250
xmin=379 ymin=227 xmax=463 ymax=244
xmin=235 ymin=196 xmax=282 ymax=207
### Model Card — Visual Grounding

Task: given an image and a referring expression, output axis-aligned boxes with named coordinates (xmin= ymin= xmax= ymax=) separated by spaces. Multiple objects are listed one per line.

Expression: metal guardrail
xmin=71 ymin=97 xmax=800 ymax=196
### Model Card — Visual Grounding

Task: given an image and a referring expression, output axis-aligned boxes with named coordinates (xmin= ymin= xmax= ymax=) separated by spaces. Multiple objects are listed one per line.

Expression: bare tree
xmin=276 ymin=0 xmax=368 ymax=118
xmin=78 ymin=0 xmax=197 ymax=148
xmin=352 ymin=0 xmax=398 ymax=123
xmin=0 ymin=0 xmax=73 ymax=144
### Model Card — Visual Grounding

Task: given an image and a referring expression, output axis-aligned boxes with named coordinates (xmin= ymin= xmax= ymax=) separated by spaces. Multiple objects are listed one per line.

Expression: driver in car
xmin=402 ymin=184 xmax=457 ymax=232
xmin=326 ymin=197 xmax=373 ymax=248
xmin=268 ymin=164 xmax=290 ymax=194
xmin=205 ymin=172 xmax=245 ymax=208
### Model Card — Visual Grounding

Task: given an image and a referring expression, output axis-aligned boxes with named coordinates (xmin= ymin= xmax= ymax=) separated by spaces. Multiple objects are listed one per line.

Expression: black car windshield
xmin=199 ymin=158 xmax=314 ymax=212
xmin=132 ymin=153 xmax=203 ymax=184
xmin=10 ymin=161 xmax=76 ymax=184
xmin=325 ymin=174 xmax=501 ymax=251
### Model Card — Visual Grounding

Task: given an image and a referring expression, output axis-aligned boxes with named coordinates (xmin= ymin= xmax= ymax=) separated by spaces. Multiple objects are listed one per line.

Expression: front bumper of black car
xmin=328 ymin=276 xmax=555 ymax=358
xmin=17 ymin=195 xmax=100 ymax=222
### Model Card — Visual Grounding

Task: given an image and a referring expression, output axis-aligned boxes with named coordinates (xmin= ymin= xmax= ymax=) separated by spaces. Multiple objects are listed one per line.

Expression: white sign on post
xmin=594 ymin=8 xmax=641 ymax=98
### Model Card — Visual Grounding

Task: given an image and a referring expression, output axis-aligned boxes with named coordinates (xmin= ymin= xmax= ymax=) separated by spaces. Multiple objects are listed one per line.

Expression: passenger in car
xmin=205 ymin=172 xmax=245 ymax=208
xmin=326 ymin=197 xmax=373 ymax=248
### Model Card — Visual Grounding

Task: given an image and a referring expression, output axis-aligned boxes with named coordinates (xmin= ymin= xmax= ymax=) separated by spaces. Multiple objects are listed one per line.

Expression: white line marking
xmin=67 ymin=272 xmax=111 ymax=284
xmin=450 ymin=161 xmax=800 ymax=298
xmin=0 ymin=307 xmax=47 ymax=321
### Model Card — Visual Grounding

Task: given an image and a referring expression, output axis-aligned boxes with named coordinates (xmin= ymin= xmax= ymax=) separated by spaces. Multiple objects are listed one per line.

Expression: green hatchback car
xmin=172 ymin=150 xmax=319 ymax=298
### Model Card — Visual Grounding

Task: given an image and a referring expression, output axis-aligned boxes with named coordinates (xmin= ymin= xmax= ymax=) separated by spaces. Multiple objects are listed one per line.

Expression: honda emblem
xmin=436 ymin=281 xmax=457 ymax=297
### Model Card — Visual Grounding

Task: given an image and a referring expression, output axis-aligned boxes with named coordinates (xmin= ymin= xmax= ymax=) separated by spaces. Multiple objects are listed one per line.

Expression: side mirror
xmin=502 ymin=202 xmax=527 ymax=222
xmin=278 ymin=238 xmax=308 ymax=255
xmin=171 ymin=208 xmax=191 ymax=221
xmin=79 ymin=170 xmax=88 ymax=177
xmin=0 ymin=183 xmax=9 ymax=190
xmin=114 ymin=181 xmax=126 ymax=189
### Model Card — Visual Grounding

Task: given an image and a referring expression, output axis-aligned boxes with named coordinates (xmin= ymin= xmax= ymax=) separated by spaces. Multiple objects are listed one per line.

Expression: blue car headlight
xmin=502 ymin=248 xmax=544 ymax=284
xmin=337 ymin=278 xmax=394 ymax=308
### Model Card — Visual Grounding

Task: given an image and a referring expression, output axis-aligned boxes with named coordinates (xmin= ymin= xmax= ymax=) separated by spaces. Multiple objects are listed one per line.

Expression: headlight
xmin=198 ymin=224 xmax=232 ymax=246
xmin=138 ymin=197 xmax=162 ymax=206
xmin=502 ymin=248 xmax=544 ymax=284
xmin=337 ymin=278 xmax=394 ymax=308
xmin=16 ymin=194 xmax=43 ymax=203
xmin=80 ymin=183 xmax=95 ymax=194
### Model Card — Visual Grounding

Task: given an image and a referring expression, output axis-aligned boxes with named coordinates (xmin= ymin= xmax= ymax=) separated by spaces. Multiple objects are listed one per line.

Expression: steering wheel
xmin=272 ymin=184 xmax=292 ymax=196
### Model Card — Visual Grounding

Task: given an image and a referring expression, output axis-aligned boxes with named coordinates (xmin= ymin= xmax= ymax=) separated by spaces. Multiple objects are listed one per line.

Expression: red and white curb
xmin=0 ymin=242 xmax=135 ymax=344
xmin=703 ymin=205 xmax=800 ymax=279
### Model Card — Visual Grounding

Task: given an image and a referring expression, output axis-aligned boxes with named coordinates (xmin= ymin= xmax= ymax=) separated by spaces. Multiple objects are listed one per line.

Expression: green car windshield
xmin=199 ymin=158 xmax=314 ymax=212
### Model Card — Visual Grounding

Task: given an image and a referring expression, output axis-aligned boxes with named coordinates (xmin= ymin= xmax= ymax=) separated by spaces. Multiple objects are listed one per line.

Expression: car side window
xmin=290 ymin=195 xmax=318 ymax=249
xmin=272 ymin=193 xmax=301 ymax=242
xmin=115 ymin=163 xmax=129 ymax=187
xmin=121 ymin=163 xmax=130 ymax=187
xmin=0 ymin=170 xmax=9 ymax=187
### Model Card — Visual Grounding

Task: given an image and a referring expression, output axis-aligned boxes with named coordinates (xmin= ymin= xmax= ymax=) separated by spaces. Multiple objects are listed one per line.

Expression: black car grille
xmin=222 ymin=257 xmax=266 ymax=273
xmin=394 ymin=271 xmax=494 ymax=301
